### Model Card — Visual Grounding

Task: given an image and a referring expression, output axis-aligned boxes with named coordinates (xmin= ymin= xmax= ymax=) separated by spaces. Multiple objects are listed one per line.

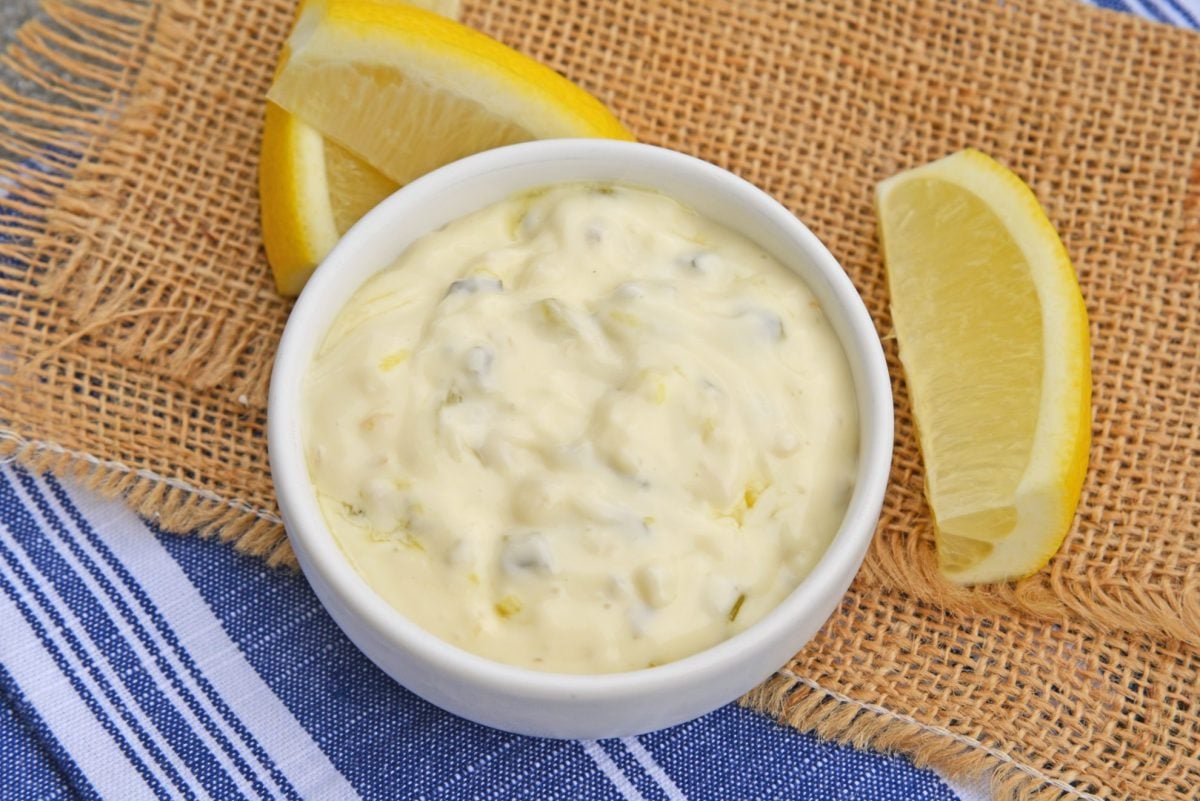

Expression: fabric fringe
xmin=0 ymin=2 xmax=133 ymax=298
xmin=0 ymin=0 xmax=266 ymax=398
xmin=861 ymin=519 xmax=1200 ymax=648
xmin=744 ymin=671 xmax=1107 ymax=801
xmin=0 ymin=432 xmax=295 ymax=568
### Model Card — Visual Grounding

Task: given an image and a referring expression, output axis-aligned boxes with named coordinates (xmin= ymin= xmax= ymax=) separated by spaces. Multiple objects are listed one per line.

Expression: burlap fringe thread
xmin=864 ymin=509 xmax=1200 ymax=649
xmin=0 ymin=2 xmax=1189 ymax=799
xmin=743 ymin=672 xmax=1102 ymax=801
xmin=0 ymin=432 xmax=292 ymax=564
xmin=0 ymin=0 xmax=294 ymax=569
xmin=0 ymin=0 xmax=275 ymax=399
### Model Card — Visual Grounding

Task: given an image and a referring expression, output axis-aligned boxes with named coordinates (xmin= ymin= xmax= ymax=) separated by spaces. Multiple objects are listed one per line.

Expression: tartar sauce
xmin=304 ymin=183 xmax=858 ymax=673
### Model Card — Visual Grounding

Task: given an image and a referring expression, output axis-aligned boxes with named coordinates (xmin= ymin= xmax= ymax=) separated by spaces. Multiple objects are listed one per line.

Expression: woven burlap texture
xmin=1 ymin=0 xmax=1198 ymax=797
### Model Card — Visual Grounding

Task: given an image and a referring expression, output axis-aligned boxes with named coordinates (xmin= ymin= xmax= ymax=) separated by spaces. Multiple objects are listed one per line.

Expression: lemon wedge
xmin=260 ymin=102 xmax=401 ymax=295
xmin=267 ymin=0 xmax=633 ymax=186
xmin=876 ymin=149 xmax=1091 ymax=585
xmin=260 ymin=1 xmax=459 ymax=295
xmin=259 ymin=0 xmax=630 ymax=296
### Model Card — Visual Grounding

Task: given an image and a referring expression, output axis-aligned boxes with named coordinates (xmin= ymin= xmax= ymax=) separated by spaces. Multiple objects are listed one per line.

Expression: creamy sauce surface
xmin=304 ymin=183 xmax=858 ymax=673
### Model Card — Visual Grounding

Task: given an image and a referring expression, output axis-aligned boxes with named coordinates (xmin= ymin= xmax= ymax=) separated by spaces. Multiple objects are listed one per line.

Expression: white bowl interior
xmin=268 ymin=140 xmax=893 ymax=738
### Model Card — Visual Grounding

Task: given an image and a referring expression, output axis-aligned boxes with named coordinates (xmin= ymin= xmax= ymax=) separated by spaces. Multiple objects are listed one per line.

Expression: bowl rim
xmin=268 ymin=138 xmax=893 ymax=700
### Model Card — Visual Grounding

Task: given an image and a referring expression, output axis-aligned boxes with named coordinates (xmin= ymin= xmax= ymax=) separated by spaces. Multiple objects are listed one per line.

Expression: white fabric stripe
xmin=38 ymin=476 xmax=278 ymax=799
xmin=623 ymin=738 xmax=687 ymax=801
xmin=66 ymin=477 xmax=361 ymax=801
xmin=579 ymin=741 xmax=647 ymax=801
xmin=23 ymin=476 xmax=262 ymax=800
xmin=0 ymin=521 xmax=182 ymax=798
xmin=0 ymin=579 xmax=157 ymax=801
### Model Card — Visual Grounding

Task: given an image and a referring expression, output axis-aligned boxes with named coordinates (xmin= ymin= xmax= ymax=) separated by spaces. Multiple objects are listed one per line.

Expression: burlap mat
xmin=2 ymin=0 xmax=1198 ymax=797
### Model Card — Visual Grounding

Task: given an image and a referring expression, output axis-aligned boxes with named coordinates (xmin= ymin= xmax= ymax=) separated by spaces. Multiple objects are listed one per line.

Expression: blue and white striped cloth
xmin=2 ymin=1 xmax=1193 ymax=798
xmin=1091 ymin=0 xmax=1198 ymax=26
xmin=0 ymin=464 xmax=969 ymax=800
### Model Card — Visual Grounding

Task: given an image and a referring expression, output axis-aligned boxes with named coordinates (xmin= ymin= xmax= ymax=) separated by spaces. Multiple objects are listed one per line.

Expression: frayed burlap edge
xmin=0 ymin=0 xmax=278 ymax=397
xmin=862 ymin=512 xmax=1200 ymax=648
xmin=0 ymin=432 xmax=296 ymax=566
xmin=0 ymin=0 xmax=296 ymax=567
xmin=744 ymin=670 xmax=1104 ymax=801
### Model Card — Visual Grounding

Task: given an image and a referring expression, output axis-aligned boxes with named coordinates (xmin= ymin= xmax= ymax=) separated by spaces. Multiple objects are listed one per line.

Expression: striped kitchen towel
xmin=0 ymin=463 xmax=968 ymax=800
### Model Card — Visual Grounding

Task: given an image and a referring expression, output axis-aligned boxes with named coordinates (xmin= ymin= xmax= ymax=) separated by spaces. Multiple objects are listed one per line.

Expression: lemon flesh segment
xmin=876 ymin=148 xmax=1091 ymax=585
xmin=325 ymin=138 xmax=399 ymax=235
xmin=267 ymin=0 xmax=634 ymax=186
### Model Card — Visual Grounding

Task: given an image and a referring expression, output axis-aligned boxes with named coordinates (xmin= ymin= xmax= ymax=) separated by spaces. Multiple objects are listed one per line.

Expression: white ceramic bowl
xmin=268 ymin=139 xmax=893 ymax=739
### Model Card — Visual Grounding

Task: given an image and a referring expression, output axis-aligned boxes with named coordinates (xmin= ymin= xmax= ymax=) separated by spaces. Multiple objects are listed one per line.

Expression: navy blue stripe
xmin=0 ymin=536 xmax=169 ymax=799
xmin=1159 ymin=0 xmax=1200 ymax=26
xmin=7 ymin=470 xmax=245 ymax=801
xmin=32 ymin=474 xmax=294 ymax=801
xmin=1087 ymin=0 xmax=1136 ymax=12
xmin=0 ymin=663 xmax=91 ymax=801
xmin=0 ymin=472 xmax=190 ymax=801
xmin=29 ymin=472 xmax=282 ymax=796
xmin=1088 ymin=0 xmax=1186 ymax=18
xmin=596 ymin=740 xmax=670 ymax=801
xmin=42 ymin=473 xmax=303 ymax=801
xmin=639 ymin=705 xmax=960 ymax=800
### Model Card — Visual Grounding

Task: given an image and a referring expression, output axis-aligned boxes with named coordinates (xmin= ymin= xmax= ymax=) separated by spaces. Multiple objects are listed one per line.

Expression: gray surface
xmin=1 ymin=0 xmax=90 ymax=163
xmin=1 ymin=0 xmax=39 ymax=56
xmin=1 ymin=0 xmax=50 ymax=111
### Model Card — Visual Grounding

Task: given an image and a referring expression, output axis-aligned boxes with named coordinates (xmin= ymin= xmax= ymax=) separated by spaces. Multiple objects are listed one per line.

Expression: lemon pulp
xmin=876 ymin=149 xmax=1091 ymax=584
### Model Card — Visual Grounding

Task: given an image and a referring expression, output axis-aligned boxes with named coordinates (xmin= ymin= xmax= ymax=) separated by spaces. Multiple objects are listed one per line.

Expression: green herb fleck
xmin=728 ymin=593 xmax=747 ymax=622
